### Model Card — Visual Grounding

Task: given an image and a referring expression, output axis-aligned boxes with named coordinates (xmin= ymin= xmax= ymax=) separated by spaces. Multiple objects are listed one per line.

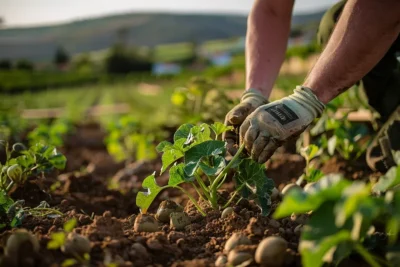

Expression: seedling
xmin=0 ymin=142 xmax=66 ymax=194
xmin=104 ymin=115 xmax=158 ymax=162
xmin=136 ymin=122 xmax=275 ymax=216
xmin=274 ymin=170 xmax=400 ymax=267
xmin=28 ymin=119 xmax=74 ymax=147
xmin=298 ymin=145 xmax=324 ymax=184
xmin=48 ymin=218 xmax=91 ymax=267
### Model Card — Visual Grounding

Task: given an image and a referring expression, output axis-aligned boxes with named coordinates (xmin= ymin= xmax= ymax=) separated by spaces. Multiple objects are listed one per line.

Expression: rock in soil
xmin=133 ymin=214 xmax=159 ymax=232
xmin=156 ymin=200 xmax=184 ymax=223
xmin=255 ymin=236 xmax=288 ymax=266
xmin=170 ymin=212 xmax=191 ymax=230
xmin=228 ymin=250 xmax=253 ymax=266
xmin=221 ymin=207 xmax=235 ymax=219
xmin=224 ymin=233 xmax=251 ymax=253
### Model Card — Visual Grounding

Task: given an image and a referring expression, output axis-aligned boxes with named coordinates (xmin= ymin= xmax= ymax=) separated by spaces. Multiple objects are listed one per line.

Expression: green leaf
xmin=306 ymin=168 xmax=325 ymax=182
xmin=185 ymin=123 xmax=211 ymax=145
xmin=169 ymin=163 xmax=192 ymax=185
xmin=372 ymin=165 xmax=400 ymax=193
xmin=161 ymin=147 xmax=184 ymax=174
xmin=136 ymin=173 xmax=165 ymax=213
xmin=0 ymin=190 xmax=14 ymax=209
xmin=233 ymin=159 xmax=275 ymax=216
xmin=210 ymin=122 xmax=233 ymax=137
xmin=156 ymin=141 xmax=172 ymax=152
xmin=63 ymin=218 xmax=77 ymax=232
xmin=48 ymin=154 xmax=67 ymax=170
xmin=183 ymin=140 xmax=225 ymax=176
xmin=174 ymin=124 xmax=194 ymax=142
xmin=301 ymin=145 xmax=322 ymax=161
xmin=199 ymin=155 xmax=226 ymax=176
xmin=274 ymin=174 xmax=350 ymax=218
xmin=61 ymin=259 xmax=78 ymax=267
xmin=47 ymin=232 xmax=66 ymax=249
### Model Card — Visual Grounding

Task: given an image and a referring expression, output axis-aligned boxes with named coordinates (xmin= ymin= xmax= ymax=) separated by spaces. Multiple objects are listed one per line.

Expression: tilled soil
xmin=0 ymin=123 xmax=374 ymax=267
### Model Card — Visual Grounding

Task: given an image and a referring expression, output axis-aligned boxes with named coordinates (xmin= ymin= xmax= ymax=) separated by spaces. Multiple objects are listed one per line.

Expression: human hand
xmin=239 ymin=86 xmax=325 ymax=163
xmin=223 ymin=89 xmax=268 ymax=155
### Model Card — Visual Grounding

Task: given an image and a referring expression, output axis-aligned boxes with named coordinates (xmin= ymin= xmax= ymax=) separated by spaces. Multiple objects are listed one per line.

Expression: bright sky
xmin=1 ymin=0 xmax=339 ymax=27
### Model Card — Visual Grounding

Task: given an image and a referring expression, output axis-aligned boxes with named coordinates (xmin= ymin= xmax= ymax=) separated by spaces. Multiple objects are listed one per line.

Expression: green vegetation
xmin=136 ymin=122 xmax=275 ymax=216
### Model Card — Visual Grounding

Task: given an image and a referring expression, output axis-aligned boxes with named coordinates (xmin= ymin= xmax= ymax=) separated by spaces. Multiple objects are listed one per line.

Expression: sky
xmin=1 ymin=0 xmax=339 ymax=27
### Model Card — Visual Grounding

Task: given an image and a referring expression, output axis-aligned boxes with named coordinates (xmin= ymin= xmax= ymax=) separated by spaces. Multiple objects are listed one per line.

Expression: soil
xmin=0 ymin=123 xmax=378 ymax=267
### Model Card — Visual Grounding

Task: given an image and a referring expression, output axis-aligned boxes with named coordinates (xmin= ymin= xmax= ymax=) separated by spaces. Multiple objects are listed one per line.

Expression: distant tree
xmin=15 ymin=59 xmax=34 ymax=71
xmin=0 ymin=17 xmax=4 ymax=28
xmin=105 ymin=45 xmax=152 ymax=74
xmin=0 ymin=59 xmax=12 ymax=70
xmin=53 ymin=46 xmax=70 ymax=67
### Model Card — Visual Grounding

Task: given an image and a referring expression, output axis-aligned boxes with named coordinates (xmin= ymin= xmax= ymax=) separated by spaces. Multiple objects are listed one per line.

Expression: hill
xmin=0 ymin=11 xmax=326 ymax=62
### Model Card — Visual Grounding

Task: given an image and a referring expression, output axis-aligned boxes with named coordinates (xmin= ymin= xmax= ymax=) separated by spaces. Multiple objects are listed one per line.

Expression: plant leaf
xmin=233 ymin=159 xmax=275 ymax=216
xmin=160 ymin=142 xmax=185 ymax=174
xmin=327 ymin=136 xmax=337 ymax=156
xmin=301 ymin=145 xmax=322 ymax=161
xmin=199 ymin=155 xmax=226 ymax=176
xmin=156 ymin=141 xmax=172 ymax=152
xmin=183 ymin=140 xmax=225 ymax=176
xmin=174 ymin=123 xmax=194 ymax=142
xmin=136 ymin=173 xmax=165 ymax=214
xmin=169 ymin=163 xmax=192 ymax=185
xmin=47 ymin=232 xmax=66 ymax=249
xmin=274 ymin=174 xmax=350 ymax=218
xmin=306 ymin=168 xmax=325 ymax=182
xmin=210 ymin=122 xmax=233 ymax=137
xmin=63 ymin=218 xmax=77 ymax=232
xmin=372 ymin=165 xmax=400 ymax=193
xmin=62 ymin=259 xmax=78 ymax=267
xmin=48 ymin=153 xmax=67 ymax=170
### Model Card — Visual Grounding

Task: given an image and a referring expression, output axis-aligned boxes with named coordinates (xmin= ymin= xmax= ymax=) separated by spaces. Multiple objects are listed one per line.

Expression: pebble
xmin=221 ymin=207 xmax=235 ymax=219
xmin=294 ymin=225 xmax=303 ymax=236
xmin=228 ymin=250 xmax=253 ymax=266
xmin=146 ymin=239 xmax=163 ymax=250
xmin=271 ymin=187 xmax=280 ymax=201
xmin=224 ymin=233 xmax=251 ymax=253
xmin=215 ymin=255 xmax=227 ymax=267
xmin=255 ymin=236 xmax=288 ymax=266
xmin=133 ymin=214 xmax=159 ymax=232
xmin=170 ymin=212 xmax=191 ymax=230
xmin=156 ymin=200 xmax=184 ymax=223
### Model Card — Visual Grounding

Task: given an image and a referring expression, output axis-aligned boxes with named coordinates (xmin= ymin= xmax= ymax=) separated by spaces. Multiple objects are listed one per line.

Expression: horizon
xmin=2 ymin=0 xmax=339 ymax=28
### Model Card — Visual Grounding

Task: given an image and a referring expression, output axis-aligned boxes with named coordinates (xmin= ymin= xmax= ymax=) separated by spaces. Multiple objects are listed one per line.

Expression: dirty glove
xmin=240 ymin=86 xmax=325 ymax=163
xmin=223 ymin=88 xmax=269 ymax=155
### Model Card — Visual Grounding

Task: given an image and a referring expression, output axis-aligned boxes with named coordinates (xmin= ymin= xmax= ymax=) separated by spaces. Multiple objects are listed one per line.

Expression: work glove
xmin=223 ymin=88 xmax=269 ymax=155
xmin=240 ymin=86 xmax=325 ymax=163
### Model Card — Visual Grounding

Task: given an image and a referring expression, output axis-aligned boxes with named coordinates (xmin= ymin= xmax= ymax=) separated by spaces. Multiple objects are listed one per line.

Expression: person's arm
xmin=246 ymin=0 xmax=294 ymax=97
xmin=305 ymin=0 xmax=400 ymax=104
xmin=239 ymin=0 xmax=400 ymax=164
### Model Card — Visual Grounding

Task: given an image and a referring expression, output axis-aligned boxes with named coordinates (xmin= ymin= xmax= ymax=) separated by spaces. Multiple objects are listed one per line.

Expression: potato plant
xmin=136 ymin=122 xmax=275 ymax=216
xmin=28 ymin=119 xmax=75 ymax=147
xmin=299 ymin=145 xmax=324 ymax=183
xmin=104 ymin=115 xmax=160 ymax=162
xmin=274 ymin=152 xmax=400 ymax=267
xmin=0 ymin=141 xmax=66 ymax=229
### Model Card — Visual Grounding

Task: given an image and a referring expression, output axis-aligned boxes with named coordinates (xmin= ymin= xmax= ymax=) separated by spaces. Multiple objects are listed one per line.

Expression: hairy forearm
xmin=246 ymin=0 xmax=294 ymax=98
xmin=304 ymin=0 xmax=400 ymax=104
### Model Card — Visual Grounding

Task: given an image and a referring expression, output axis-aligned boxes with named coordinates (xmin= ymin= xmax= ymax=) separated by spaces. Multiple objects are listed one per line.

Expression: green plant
xmin=136 ymin=122 xmax=275 ymax=216
xmin=274 ymin=166 xmax=400 ymax=267
xmin=28 ymin=119 xmax=74 ymax=147
xmin=0 ymin=142 xmax=66 ymax=193
xmin=298 ymin=145 xmax=324 ymax=183
xmin=311 ymin=114 xmax=370 ymax=161
xmin=104 ymin=115 xmax=160 ymax=162
xmin=170 ymin=78 xmax=232 ymax=124
xmin=48 ymin=218 xmax=91 ymax=267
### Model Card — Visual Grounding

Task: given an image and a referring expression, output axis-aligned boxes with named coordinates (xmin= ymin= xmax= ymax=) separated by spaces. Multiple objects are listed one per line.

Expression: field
xmin=0 ymin=52 xmax=399 ymax=267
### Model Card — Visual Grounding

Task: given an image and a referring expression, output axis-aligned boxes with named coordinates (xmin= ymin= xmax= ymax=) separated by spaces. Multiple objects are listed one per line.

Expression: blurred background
xmin=0 ymin=0 xmax=347 ymax=159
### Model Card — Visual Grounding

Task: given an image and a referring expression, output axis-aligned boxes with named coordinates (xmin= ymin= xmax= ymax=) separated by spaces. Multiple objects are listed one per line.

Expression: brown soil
xmin=0 ymin=123 xmax=376 ymax=267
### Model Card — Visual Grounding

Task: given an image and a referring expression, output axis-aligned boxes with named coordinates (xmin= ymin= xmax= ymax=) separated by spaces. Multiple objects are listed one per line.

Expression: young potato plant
xmin=274 ymin=155 xmax=400 ymax=267
xmin=28 ymin=119 xmax=75 ymax=147
xmin=310 ymin=113 xmax=371 ymax=161
xmin=104 ymin=115 xmax=159 ymax=163
xmin=136 ymin=122 xmax=275 ymax=216
xmin=170 ymin=77 xmax=232 ymax=124
xmin=0 ymin=142 xmax=66 ymax=229
xmin=48 ymin=218 xmax=91 ymax=267
xmin=299 ymin=145 xmax=324 ymax=184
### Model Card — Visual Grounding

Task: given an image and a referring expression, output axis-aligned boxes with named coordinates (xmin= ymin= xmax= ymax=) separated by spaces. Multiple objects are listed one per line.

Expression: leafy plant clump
xmin=274 ymin=152 xmax=400 ymax=267
xmin=28 ymin=119 xmax=75 ymax=147
xmin=136 ymin=122 xmax=275 ymax=216
xmin=0 ymin=141 xmax=66 ymax=229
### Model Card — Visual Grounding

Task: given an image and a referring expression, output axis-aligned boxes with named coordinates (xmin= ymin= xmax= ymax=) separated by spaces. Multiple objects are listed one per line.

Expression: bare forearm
xmin=246 ymin=0 xmax=293 ymax=98
xmin=304 ymin=0 xmax=400 ymax=104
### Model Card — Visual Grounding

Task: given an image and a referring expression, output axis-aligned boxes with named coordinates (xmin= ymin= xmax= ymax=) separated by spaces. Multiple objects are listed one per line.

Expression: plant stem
xmin=192 ymin=183 xmax=207 ymax=202
xmin=216 ymin=173 xmax=228 ymax=189
xmin=5 ymin=181 xmax=14 ymax=193
xmin=194 ymin=173 xmax=211 ymax=200
xmin=354 ymin=243 xmax=381 ymax=267
xmin=211 ymin=144 xmax=245 ymax=191
xmin=223 ymin=183 xmax=246 ymax=209
xmin=175 ymin=186 xmax=206 ymax=216
xmin=27 ymin=207 xmax=64 ymax=216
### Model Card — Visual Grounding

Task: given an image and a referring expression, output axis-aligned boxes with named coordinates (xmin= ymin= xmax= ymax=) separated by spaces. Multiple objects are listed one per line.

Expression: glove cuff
xmin=241 ymin=88 xmax=269 ymax=106
xmin=292 ymin=86 xmax=325 ymax=117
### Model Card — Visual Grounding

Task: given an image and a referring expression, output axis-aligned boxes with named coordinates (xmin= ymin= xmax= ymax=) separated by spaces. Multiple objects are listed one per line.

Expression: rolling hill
xmin=0 ymin=10 xmax=326 ymax=62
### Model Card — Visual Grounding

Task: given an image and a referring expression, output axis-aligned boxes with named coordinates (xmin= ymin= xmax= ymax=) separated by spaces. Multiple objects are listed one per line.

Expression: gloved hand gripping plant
xmin=136 ymin=122 xmax=275 ymax=216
